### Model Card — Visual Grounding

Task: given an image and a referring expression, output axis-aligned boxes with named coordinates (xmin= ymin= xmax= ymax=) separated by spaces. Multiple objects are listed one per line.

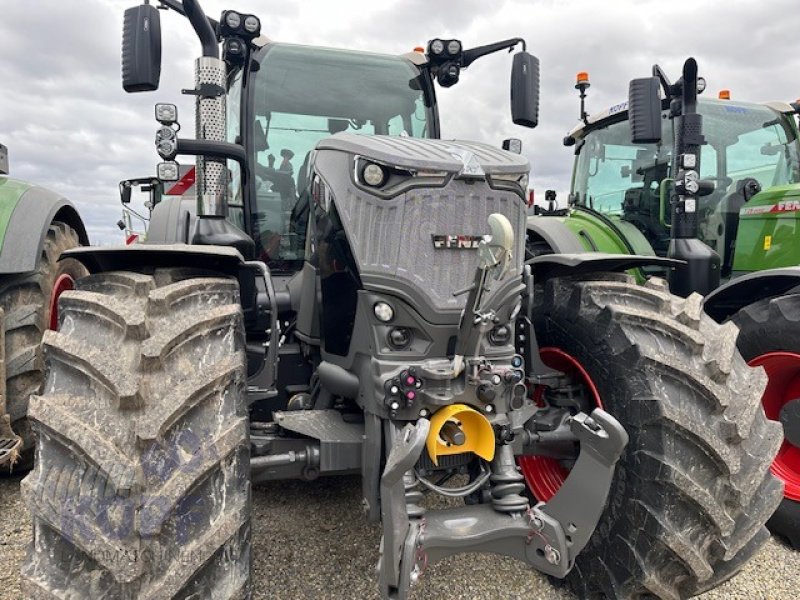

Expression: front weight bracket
xmin=535 ymin=408 xmax=628 ymax=574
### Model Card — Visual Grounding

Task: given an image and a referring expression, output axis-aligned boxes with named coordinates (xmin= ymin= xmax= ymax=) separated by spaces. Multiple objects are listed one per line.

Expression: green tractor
xmin=0 ymin=142 xmax=88 ymax=470
xmin=526 ymin=59 xmax=800 ymax=548
xmin=20 ymin=4 xmax=782 ymax=599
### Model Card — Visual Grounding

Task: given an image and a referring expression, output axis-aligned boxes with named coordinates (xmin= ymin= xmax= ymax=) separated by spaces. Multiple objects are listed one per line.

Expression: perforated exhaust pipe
xmin=194 ymin=56 xmax=228 ymax=216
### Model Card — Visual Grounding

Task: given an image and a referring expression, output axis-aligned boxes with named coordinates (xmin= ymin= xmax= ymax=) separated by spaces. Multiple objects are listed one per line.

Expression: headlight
xmin=491 ymin=172 xmax=529 ymax=192
xmin=362 ymin=162 xmax=387 ymax=187
xmin=157 ymin=161 xmax=179 ymax=181
xmin=155 ymin=126 xmax=176 ymax=143
xmin=157 ymin=139 xmax=177 ymax=159
xmin=374 ymin=301 xmax=394 ymax=322
xmin=388 ymin=327 xmax=411 ymax=349
xmin=447 ymin=40 xmax=462 ymax=55
xmin=154 ymin=103 xmax=178 ymax=125
xmin=225 ymin=11 xmax=242 ymax=29
xmin=244 ymin=15 xmax=260 ymax=34
xmin=429 ymin=39 xmax=444 ymax=55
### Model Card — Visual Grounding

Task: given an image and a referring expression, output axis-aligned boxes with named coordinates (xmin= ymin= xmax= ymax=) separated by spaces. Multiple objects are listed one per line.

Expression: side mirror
xmin=119 ymin=180 xmax=133 ymax=204
xmin=0 ymin=143 xmax=8 ymax=176
xmin=328 ymin=119 xmax=349 ymax=134
xmin=122 ymin=3 xmax=162 ymax=92
xmin=511 ymin=52 xmax=539 ymax=128
xmin=502 ymin=138 xmax=522 ymax=154
xmin=628 ymin=77 xmax=662 ymax=143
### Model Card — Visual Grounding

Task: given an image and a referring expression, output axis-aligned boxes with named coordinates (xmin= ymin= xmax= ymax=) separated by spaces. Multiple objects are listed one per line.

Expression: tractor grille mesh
xmin=336 ymin=180 xmax=525 ymax=311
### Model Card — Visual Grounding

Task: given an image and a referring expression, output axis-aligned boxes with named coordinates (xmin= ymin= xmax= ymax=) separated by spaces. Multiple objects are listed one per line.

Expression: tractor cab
xmin=568 ymin=99 xmax=800 ymax=274
xmin=236 ymin=43 xmax=437 ymax=273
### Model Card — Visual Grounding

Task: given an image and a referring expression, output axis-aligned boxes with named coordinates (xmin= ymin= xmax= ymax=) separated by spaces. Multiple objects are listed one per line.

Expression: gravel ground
xmin=1 ymin=473 xmax=797 ymax=599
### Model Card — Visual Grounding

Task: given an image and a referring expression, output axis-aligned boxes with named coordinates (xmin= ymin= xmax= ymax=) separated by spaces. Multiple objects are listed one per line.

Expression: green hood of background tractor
xmin=538 ymin=207 xmax=656 ymax=282
xmin=553 ymin=207 xmax=655 ymax=256
xmin=733 ymin=183 xmax=800 ymax=272
xmin=0 ymin=177 xmax=33 ymax=249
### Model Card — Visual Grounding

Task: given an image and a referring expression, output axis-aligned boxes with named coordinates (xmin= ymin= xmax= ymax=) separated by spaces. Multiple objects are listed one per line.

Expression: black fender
xmin=703 ymin=267 xmax=800 ymax=323
xmin=0 ymin=185 xmax=88 ymax=274
xmin=526 ymin=252 xmax=681 ymax=281
xmin=146 ymin=195 xmax=197 ymax=244
xmin=63 ymin=243 xmax=279 ymax=396
xmin=526 ymin=216 xmax=585 ymax=254
xmin=63 ymin=244 xmax=245 ymax=277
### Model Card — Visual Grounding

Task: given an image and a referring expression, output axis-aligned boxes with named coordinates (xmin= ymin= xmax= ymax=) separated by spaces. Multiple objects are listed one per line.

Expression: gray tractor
xmin=21 ymin=2 xmax=782 ymax=598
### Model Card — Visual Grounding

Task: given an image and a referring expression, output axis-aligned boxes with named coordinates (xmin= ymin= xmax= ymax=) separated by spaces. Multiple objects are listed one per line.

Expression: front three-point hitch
xmin=376 ymin=215 xmax=628 ymax=598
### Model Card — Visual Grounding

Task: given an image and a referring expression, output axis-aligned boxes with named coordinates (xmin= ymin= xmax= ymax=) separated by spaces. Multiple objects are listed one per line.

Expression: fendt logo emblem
xmin=779 ymin=199 xmax=800 ymax=211
xmin=432 ymin=234 xmax=485 ymax=249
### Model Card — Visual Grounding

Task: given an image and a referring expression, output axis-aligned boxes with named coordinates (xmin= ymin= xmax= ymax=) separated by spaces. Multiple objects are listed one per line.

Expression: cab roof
xmin=565 ymin=98 xmax=796 ymax=144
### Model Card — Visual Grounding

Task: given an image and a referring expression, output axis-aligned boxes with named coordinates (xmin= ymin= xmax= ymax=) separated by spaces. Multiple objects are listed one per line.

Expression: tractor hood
xmin=317 ymin=133 xmax=529 ymax=177
xmin=311 ymin=135 xmax=527 ymax=322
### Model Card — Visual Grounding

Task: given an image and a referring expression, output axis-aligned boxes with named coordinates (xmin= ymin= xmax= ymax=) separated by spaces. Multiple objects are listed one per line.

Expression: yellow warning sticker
xmin=764 ymin=235 xmax=772 ymax=250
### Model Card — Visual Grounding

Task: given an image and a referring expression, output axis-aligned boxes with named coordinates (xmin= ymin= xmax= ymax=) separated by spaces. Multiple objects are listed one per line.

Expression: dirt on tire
xmin=21 ymin=269 xmax=252 ymax=598
xmin=532 ymin=273 xmax=783 ymax=600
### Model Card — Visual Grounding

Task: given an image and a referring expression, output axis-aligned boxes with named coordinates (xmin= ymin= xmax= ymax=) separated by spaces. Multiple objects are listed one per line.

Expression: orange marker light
xmin=413 ymin=46 xmax=425 ymax=53
xmin=719 ymin=89 xmax=731 ymax=100
xmin=576 ymin=71 xmax=589 ymax=84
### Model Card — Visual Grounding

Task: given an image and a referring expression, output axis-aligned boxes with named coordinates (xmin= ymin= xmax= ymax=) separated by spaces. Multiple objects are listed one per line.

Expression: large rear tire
xmin=21 ymin=269 xmax=251 ymax=598
xmin=0 ymin=222 xmax=86 ymax=469
xmin=530 ymin=274 xmax=783 ymax=599
xmin=732 ymin=292 xmax=800 ymax=549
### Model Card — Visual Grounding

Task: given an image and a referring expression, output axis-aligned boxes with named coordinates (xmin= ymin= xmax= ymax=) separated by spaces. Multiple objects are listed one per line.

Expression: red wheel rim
xmin=518 ymin=347 xmax=604 ymax=502
xmin=48 ymin=273 xmax=75 ymax=331
xmin=749 ymin=351 xmax=800 ymax=502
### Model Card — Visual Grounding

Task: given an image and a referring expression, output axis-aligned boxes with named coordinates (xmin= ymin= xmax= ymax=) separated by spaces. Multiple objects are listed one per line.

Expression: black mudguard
xmin=63 ymin=244 xmax=245 ymax=276
xmin=64 ymin=244 xmax=280 ymax=396
xmin=703 ymin=267 xmax=800 ymax=323
xmin=526 ymin=252 xmax=681 ymax=281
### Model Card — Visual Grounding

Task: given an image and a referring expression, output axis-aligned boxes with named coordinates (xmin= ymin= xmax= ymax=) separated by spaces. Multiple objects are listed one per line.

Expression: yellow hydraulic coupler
xmin=426 ymin=403 xmax=495 ymax=465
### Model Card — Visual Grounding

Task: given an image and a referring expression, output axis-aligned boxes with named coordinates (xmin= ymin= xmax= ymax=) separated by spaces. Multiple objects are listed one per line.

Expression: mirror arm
xmin=164 ymin=0 xmax=218 ymax=58
xmin=157 ymin=0 xmax=220 ymax=32
xmin=462 ymin=38 xmax=526 ymax=68
xmin=653 ymin=65 xmax=672 ymax=98
xmin=680 ymin=59 xmax=699 ymax=114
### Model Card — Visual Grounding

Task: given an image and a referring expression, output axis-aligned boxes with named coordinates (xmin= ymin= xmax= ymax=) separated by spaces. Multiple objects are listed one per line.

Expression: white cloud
xmin=2 ymin=0 xmax=799 ymax=243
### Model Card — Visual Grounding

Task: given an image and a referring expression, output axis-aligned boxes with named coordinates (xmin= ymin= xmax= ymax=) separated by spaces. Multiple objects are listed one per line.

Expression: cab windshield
xmin=573 ymin=99 xmax=800 ymax=216
xmin=249 ymin=43 xmax=434 ymax=272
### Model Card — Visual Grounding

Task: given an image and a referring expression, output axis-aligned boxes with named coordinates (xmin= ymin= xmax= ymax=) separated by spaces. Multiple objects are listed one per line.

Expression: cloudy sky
xmin=2 ymin=0 xmax=799 ymax=244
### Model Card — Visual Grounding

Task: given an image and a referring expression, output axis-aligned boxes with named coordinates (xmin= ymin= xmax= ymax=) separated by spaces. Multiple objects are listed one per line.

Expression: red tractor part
xmin=749 ymin=351 xmax=800 ymax=503
xmin=48 ymin=273 xmax=75 ymax=331
xmin=518 ymin=347 xmax=603 ymax=502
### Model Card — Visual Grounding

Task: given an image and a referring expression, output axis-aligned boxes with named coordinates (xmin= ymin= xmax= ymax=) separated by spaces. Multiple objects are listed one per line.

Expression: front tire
xmin=21 ymin=269 xmax=252 ymax=598
xmin=733 ymin=293 xmax=800 ymax=549
xmin=531 ymin=274 xmax=783 ymax=599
